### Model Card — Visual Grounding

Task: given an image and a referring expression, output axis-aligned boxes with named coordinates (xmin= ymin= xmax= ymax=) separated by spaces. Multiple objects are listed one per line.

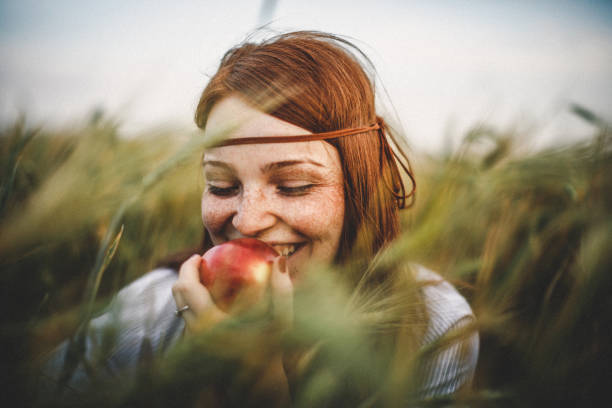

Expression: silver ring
xmin=175 ymin=305 xmax=190 ymax=317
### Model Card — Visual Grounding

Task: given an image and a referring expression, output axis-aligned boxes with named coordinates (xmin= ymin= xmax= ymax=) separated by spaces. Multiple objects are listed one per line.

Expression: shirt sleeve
xmin=38 ymin=268 xmax=184 ymax=399
xmin=414 ymin=266 xmax=479 ymax=399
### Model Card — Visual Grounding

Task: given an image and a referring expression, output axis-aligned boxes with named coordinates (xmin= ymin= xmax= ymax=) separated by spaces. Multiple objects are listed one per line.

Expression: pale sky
xmin=1 ymin=0 xmax=611 ymax=152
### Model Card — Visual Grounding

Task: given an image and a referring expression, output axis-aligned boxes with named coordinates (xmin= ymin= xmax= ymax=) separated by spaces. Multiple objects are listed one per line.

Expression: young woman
xmin=43 ymin=31 xmax=478 ymax=405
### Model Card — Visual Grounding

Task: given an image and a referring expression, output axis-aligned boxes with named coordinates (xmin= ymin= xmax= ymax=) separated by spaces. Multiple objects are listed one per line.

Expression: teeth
xmin=274 ymin=245 xmax=296 ymax=256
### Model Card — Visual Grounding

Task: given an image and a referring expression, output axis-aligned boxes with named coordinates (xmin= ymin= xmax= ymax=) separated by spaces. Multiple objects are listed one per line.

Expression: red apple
xmin=199 ymin=238 xmax=279 ymax=312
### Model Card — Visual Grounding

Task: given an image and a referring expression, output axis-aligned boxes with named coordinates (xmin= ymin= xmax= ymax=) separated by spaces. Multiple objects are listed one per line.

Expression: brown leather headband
xmin=209 ymin=118 xmax=416 ymax=209
xmin=213 ymin=123 xmax=380 ymax=147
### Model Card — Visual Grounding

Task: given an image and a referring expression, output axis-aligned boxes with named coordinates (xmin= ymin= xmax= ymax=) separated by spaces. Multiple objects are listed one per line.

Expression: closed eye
xmin=207 ymin=185 xmax=239 ymax=197
xmin=278 ymin=184 xmax=315 ymax=196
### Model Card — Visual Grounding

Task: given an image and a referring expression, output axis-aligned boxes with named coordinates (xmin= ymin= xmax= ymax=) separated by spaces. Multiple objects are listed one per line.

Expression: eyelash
xmin=277 ymin=184 xmax=315 ymax=196
xmin=207 ymin=185 xmax=239 ymax=196
xmin=207 ymin=184 xmax=315 ymax=197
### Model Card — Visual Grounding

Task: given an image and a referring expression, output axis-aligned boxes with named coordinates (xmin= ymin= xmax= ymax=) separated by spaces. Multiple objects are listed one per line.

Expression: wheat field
xmin=1 ymin=106 xmax=610 ymax=407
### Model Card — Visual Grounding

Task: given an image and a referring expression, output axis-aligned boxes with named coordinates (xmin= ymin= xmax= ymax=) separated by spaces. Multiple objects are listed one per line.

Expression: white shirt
xmin=41 ymin=266 xmax=478 ymax=401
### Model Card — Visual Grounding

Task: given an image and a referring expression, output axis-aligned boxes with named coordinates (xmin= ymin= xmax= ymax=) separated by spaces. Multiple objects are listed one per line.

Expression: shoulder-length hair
xmin=192 ymin=31 xmax=415 ymax=265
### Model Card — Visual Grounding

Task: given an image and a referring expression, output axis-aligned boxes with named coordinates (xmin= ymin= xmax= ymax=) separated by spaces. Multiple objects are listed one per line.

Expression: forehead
xmin=203 ymin=96 xmax=341 ymax=169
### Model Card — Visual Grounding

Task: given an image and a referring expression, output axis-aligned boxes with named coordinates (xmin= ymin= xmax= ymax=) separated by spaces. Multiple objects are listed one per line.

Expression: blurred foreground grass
xmin=0 ymin=107 xmax=610 ymax=407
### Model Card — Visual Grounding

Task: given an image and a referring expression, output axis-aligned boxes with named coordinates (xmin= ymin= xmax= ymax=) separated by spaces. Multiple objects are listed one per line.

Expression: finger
xmin=177 ymin=254 xmax=203 ymax=284
xmin=172 ymin=254 xmax=229 ymax=333
xmin=270 ymin=256 xmax=293 ymax=326
xmin=173 ymin=255 xmax=199 ymax=305
xmin=172 ymin=287 xmax=200 ymax=328
xmin=172 ymin=288 xmax=186 ymax=309
xmin=271 ymin=256 xmax=292 ymax=294
xmin=173 ymin=281 xmax=226 ymax=333
xmin=174 ymin=254 xmax=211 ymax=310
xmin=173 ymin=254 xmax=212 ymax=315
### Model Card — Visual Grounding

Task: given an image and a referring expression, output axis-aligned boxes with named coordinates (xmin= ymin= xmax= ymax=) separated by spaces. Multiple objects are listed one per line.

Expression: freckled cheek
xmin=289 ymin=190 xmax=345 ymax=240
xmin=201 ymin=195 xmax=234 ymax=235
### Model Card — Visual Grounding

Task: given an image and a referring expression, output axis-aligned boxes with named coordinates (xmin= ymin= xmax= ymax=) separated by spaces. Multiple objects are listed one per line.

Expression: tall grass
xmin=0 ymin=106 xmax=610 ymax=407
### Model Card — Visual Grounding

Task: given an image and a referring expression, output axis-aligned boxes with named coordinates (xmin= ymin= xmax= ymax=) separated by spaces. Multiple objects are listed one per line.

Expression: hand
xmin=252 ymin=256 xmax=293 ymax=406
xmin=173 ymin=253 xmax=293 ymax=404
xmin=172 ymin=254 xmax=227 ymax=335
xmin=172 ymin=254 xmax=293 ymax=335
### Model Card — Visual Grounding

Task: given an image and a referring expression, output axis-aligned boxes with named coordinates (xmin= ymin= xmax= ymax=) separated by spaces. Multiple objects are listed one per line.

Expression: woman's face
xmin=201 ymin=96 xmax=345 ymax=279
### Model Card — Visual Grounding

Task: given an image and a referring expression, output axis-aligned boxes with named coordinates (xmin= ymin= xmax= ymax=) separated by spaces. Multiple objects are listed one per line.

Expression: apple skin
xmin=199 ymin=238 xmax=279 ymax=312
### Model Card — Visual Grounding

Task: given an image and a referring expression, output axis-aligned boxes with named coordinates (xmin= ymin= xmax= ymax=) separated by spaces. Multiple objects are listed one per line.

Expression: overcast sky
xmin=1 ymin=0 xmax=611 ymax=152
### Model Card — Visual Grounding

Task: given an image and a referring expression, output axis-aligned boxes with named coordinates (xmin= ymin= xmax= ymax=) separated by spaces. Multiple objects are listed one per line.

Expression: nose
xmin=231 ymin=186 xmax=276 ymax=237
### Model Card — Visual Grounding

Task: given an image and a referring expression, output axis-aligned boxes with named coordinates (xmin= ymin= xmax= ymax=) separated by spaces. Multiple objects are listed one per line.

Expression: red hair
xmin=195 ymin=31 xmax=415 ymax=262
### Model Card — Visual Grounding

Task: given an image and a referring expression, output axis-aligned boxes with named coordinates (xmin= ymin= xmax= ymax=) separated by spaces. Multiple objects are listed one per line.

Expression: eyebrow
xmin=202 ymin=159 xmax=325 ymax=173
xmin=202 ymin=160 xmax=234 ymax=171
xmin=261 ymin=160 xmax=324 ymax=172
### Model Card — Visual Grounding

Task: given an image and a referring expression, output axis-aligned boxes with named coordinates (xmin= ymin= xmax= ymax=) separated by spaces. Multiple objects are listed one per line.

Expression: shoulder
xmin=412 ymin=265 xmax=479 ymax=397
xmin=113 ymin=268 xmax=178 ymax=310
xmin=90 ymin=268 xmax=183 ymax=353
xmin=90 ymin=268 xmax=179 ymax=329
xmin=117 ymin=268 xmax=178 ymax=301
xmin=40 ymin=269 xmax=184 ymax=396
xmin=413 ymin=264 xmax=475 ymax=345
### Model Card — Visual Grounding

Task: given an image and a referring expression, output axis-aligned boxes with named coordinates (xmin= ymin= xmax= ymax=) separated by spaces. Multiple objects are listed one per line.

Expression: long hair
xmin=194 ymin=31 xmax=415 ymax=264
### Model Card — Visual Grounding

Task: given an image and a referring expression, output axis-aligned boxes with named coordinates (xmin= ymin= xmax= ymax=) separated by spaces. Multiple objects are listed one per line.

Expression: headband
xmin=210 ymin=117 xmax=415 ymax=208
xmin=213 ymin=123 xmax=381 ymax=147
